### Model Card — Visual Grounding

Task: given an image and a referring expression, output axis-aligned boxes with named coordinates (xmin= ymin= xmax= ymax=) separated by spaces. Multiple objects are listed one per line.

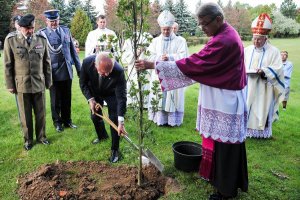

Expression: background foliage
xmin=1 ymin=0 xmax=300 ymax=46
xmin=0 ymin=38 xmax=299 ymax=199
xmin=70 ymin=9 xmax=93 ymax=47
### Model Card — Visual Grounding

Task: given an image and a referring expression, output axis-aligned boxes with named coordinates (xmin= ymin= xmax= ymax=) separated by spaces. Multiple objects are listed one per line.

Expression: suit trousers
xmin=91 ymin=95 xmax=120 ymax=151
xmin=50 ymin=79 xmax=72 ymax=125
xmin=17 ymin=92 xmax=47 ymax=145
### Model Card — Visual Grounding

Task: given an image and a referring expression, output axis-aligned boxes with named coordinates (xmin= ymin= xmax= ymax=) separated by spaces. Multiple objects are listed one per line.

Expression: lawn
xmin=0 ymin=38 xmax=299 ymax=199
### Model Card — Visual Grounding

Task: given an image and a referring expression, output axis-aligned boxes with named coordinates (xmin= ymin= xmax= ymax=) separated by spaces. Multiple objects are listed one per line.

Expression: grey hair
xmin=173 ymin=22 xmax=179 ymax=28
xmin=95 ymin=52 xmax=114 ymax=66
xmin=196 ymin=2 xmax=224 ymax=20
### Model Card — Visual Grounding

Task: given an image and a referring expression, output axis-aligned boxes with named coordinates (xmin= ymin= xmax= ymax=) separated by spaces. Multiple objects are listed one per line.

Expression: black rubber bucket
xmin=172 ymin=141 xmax=202 ymax=172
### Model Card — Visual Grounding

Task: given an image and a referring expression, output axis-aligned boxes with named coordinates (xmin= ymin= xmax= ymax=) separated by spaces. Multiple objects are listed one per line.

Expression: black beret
xmin=13 ymin=15 xmax=22 ymax=22
xmin=18 ymin=14 xmax=35 ymax=28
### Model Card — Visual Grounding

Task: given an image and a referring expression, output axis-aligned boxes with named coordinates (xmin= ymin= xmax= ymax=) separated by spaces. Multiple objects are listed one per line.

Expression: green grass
xmin=0 ymin=38 xmax=299 ymax=199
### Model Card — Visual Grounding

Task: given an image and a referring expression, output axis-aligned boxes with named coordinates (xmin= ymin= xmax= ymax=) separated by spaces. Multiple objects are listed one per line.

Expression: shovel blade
xmin=144 ymin=149 xmax=164 ymax=172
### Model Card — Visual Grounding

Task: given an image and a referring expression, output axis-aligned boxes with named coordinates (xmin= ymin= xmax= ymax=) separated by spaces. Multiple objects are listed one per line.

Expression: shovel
xmin=94 ymin=104 xmax=164 ymax=172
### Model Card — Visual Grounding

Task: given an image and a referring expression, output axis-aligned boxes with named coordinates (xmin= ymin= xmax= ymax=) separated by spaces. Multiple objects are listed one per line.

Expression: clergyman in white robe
xmin=245 ymin=42 xmax=284 ymax=138
xmin=147 ymin=32 xmax=189 ymax=126
xmin=85 ymin=28 xmax=116 ymax=57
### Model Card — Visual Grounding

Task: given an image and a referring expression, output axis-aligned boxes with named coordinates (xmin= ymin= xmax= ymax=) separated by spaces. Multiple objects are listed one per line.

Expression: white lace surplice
xmin=156 ymin=61 xmax=247 ymax=143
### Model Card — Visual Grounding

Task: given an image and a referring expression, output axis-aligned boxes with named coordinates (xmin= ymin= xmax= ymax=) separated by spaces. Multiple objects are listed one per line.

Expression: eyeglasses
xmin=198 ymin=16 xmax=217 ymax=28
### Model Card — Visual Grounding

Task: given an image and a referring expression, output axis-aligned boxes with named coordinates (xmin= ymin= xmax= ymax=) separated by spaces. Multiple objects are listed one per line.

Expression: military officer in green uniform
xmin=3 ymin=14 xmax=52 ymax=151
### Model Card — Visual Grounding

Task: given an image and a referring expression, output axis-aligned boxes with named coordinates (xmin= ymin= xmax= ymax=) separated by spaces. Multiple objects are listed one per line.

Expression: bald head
xmin=172 ymin=22 xmax=179 ymax=34
xmin=95 ymin=52 xmax=114 ymax=76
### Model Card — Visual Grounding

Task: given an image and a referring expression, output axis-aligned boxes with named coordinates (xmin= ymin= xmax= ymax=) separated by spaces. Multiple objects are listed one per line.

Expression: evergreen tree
xmin=70 ymin=8 xmax=93 ymax=47
xmin=0 ymin=0 xmax=15 ymax=42
xmin=82 ymin=0 xmax=97 ymax=28
xmin=173 ymin=0 xmax=197 ymax=36
xmin=280 ymin=0 xmax=297 ymax=19
xmin=50 ymin=0 xmax=68 ymax=26
xmin=65 ymin=0 xmax=83 ymax=26
xmin=163 ymin=0 xmax=174 ymax=13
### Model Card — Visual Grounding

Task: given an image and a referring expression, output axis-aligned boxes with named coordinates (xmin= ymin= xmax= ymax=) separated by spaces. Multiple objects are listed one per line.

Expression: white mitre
xmin=157 ymin=10 xmax=175 ymax=27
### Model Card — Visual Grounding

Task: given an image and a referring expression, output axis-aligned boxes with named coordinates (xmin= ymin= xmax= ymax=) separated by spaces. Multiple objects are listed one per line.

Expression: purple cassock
xmin=176 ymin=22 xmax=246 ymax=90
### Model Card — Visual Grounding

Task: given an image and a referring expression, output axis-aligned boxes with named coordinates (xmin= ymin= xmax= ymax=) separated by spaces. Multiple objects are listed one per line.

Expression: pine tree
xmin=50 ymin=0 xmax=68 ymax=26
xmin=163 ymin=0 xmax=174 ymax=13
xmin=70 ymin=8 xmax=93 ymax=47
xmin=173 ymin=0 xmax=197 ymax=36
xmin=0 ymin=0 xmax=15 ymax=42
xmin=82 ymin=0 xmax=97 ymax=28
xmin=280 ymin=0 xmax=297 ymax=19
xmin=65 ymin=0 xmax=83 ymax=26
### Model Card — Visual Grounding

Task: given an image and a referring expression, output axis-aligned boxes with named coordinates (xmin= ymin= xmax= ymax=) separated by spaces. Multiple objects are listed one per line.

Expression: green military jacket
xmin=4 ymin=31 xmax=52 ymax=93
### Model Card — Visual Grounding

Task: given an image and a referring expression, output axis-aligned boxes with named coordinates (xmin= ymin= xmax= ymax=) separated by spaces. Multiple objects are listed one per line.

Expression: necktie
xmin=55 ymin=29 xmax=61 ymax=38
xmin=26 ymin=37 xmax=31 ymax=45
xmin=99 ymin=75 xmax=103 ymax=89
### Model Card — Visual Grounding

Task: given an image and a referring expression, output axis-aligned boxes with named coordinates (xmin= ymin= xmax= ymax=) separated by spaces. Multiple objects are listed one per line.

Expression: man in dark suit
xmin=39 ymin=9 xmax=81 ymax=132
xmin=80 ymin=52 xmax=127 ymax=163
xmin=4 ymin=14 xmax=52 ymax=150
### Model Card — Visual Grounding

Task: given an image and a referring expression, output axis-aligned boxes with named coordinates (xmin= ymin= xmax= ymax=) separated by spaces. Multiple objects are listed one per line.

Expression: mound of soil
xmin=17 ymin=161 xmax=181 ymax=200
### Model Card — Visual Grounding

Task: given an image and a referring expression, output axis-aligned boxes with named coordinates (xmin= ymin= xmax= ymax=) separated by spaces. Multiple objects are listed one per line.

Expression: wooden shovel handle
xmin=94 ymin=103 xmax=126 ymax=134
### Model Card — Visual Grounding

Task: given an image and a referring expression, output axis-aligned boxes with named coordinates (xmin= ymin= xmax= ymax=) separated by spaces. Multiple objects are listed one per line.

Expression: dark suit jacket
xmin=39 ymin=26 xmax=81 ymax=80
xmin=80 ymin=55 xmax=127 ymax=117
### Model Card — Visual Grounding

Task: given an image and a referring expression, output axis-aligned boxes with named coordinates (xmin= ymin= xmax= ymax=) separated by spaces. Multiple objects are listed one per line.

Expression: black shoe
xmin=40 ymin=139 xmax=50 ymax=145
xmin=209 ymin=193 xmax=230 ymax=200
xmin=91 ymin=136 xmax=108 ymax=144
xmin=64 ymin=122 xmax=77 ymax=129
xmin=109 ymin=150 xmax=120 ymax=163
xmin=55 ymin=124 xmax=64 ymax=132
xmin=24 ymin=144 xmax=33 ymax=151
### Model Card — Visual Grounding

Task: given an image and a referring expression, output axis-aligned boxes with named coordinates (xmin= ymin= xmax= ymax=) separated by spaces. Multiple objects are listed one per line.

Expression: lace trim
xmin=246 ymin=122 xmax=272 ymax=138
xmin=148 ymin=109 xmax=184 ymax=126
xmin=156 ymin=61 xmax=194 ymax=91
xmin=198 ymin=106 xmax=247 ymax=143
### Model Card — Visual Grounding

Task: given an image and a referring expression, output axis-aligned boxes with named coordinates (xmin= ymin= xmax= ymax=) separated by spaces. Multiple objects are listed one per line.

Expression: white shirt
xmin=85 ymin=28 xmax=117 ymax=57
xmin=282 ymin=60 xmax=293 ymax=87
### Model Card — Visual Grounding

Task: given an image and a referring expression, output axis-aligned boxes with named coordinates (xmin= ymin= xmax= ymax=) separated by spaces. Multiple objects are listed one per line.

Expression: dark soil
xmin=17 ymin=161 xmax=181 ymax=200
